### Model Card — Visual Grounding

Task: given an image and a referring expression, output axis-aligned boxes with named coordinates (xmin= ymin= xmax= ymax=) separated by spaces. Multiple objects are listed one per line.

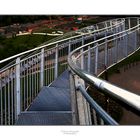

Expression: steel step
xmin=16 ymin=111 xmax=72 ymax=125
xmin=28 ymin=87 xmax=71 ymax=111
xmin=50 ymin=70 xmax=70 ymax=88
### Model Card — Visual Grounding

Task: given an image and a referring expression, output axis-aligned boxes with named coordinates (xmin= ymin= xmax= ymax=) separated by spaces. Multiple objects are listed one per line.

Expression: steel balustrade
xmin=68 ymin=17 xmax=140 ymax=125
xmin=0 ymin=17 xmax=139 ymax=125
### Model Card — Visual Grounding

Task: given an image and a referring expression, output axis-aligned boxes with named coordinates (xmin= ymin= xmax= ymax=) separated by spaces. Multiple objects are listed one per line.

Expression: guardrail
xmin=0 ymin=17 xmax=132 ymax=125
xmin=77 ymin=84 xmax=118 ymax=125
xmin=68 ymin=17 xmax=140 ymax=125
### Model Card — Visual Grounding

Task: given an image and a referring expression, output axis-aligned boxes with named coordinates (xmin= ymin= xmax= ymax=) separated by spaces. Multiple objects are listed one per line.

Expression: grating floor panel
xmin=16 ymin=111 xmax=72 ymax=125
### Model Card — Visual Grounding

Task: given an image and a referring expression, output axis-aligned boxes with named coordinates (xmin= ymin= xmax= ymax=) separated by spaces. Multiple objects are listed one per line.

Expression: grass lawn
xmin=101 ymin=49 xmax=140 ymax=78
xmin=0 ymin=35 xmax=55 ymax=61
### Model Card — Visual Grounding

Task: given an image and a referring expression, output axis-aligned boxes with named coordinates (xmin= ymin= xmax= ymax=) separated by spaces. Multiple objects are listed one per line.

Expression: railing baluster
xmin=105 ymin=32 xmax=108 ymax=67
xmin=137 ymin=18 xmax=140 ymax=31
xmin=110 ymin=20 xmax=112 ymax=31
xmin=40 ymin=48 xmax=45 ymax=88
xmin=128 ymin=17 xmax=131 ymax=29
xmin=4 ymin=77 xmax=7 ymax=125
xmin=15 ymin=57 xmax=21 ymax=120
xmin=68 ymin=40 xmax=71 ymax=54
xmin=80 ymin=36 xmax=85 ymax=70
xmin=37 ymin=55 xmax=39 ymax=93
xmin=88 ymin=46 xmax=91 ymax=73
xmin=23 ymin=61 xmax=26 ymax=110
xmin=29 ymin=58 xmax=31 ymax=104
xmin=95 ymin=44 xmax=98 ymax=75
xmin=134 ymin=30 xmax=137 ymax=51
xmin=125 ymin=31 xmax=128 ymax=57
xmin=99 ymin=118 xmax=104 ymax=125
xmin=31 ymin=57 xmax=34 ymax=101
xmin=8 ymin=70 xmax=10 ymax=125
xmin=0 ymin=74 xmax=3 ymax=125
xmin=34 ymin=56 xmax=37 ymax=96
xmin=11 ymin=68 xmax=14 ymax=124
xmin=80 ymin=48 xmax=84 ymax=70
xmin=55 ymin=45 xmax=58 ymax=79
xmin=92 ymin=109 xmax=98 ymax=125
xmin=27 ymin=59 xmax=29 ymax=107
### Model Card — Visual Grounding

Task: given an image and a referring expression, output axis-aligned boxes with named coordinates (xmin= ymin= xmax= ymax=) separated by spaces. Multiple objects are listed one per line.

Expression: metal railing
xmin=77 ymin=84 xmax=118 ymax=125
xmin=68 ymin=17 xmax=140 ymax=125
xmin=0 ymin=17 xmax=132 ymax=125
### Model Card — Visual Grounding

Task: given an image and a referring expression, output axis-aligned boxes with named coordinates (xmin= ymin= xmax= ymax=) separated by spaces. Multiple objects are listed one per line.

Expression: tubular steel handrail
xmin=68 ymin=17 xmax=140 ymax=124
xmin=0 ymin=18 xmax=124 ymax=64
xmin=77 ymin=84 xmax=118 ymax=125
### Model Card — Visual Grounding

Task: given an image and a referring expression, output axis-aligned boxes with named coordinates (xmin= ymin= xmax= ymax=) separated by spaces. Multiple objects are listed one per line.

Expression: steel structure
xmin=0 ymin=17 xmax=140 ymax=125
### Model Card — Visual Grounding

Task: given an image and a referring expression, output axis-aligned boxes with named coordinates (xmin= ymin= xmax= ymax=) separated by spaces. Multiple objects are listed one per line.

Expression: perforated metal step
xmin=28 ymin=87 xmax=71 ymax=111
xmin=16 ymin=111 xmax=72 ymax=125
xmin=50 ymin=70 xmax=70 ymax=88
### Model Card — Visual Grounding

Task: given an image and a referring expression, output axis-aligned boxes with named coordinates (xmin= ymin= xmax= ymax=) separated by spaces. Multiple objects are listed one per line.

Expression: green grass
xmin=101 ymin=49 xmax=140 ymax=78
xmin=33 ymin=27 xmax=57 ymax=33
xmin=0 ymin=35 xmax=55 ymax=61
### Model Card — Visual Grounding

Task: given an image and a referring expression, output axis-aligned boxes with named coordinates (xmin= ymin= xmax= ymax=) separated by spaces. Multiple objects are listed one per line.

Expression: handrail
xmin=68 ymin=56 xmax=140 ymax=112
xmin=0 ymin=18 xmax=124 ymax=64
xmin=75 ymin=28 xmax=138 ymax=60
xmin=69 ymin=23 xmax=139 ymax=59
xmin=68 ymin=17 xmax=140 ymax=114
xmin=77 ymin=84 xmax=118 ymax=125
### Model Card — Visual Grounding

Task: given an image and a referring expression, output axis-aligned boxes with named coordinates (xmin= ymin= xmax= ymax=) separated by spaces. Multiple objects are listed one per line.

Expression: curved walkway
xmin=109 ymin=62 xmax=140 ymax=125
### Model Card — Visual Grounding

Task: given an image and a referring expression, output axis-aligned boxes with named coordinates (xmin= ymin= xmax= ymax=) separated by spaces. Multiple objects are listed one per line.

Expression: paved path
xmin=108 ymin=62 xmax=140 ymax=125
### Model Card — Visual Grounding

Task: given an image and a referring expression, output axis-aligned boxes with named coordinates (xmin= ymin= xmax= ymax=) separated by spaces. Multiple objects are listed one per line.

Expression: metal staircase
xmin=16 ymin=70 xmax=72 ymax=125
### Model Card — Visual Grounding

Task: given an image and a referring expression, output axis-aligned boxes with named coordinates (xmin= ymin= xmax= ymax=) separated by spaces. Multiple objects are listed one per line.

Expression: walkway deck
xmin=16 ymin=70 xmax=73 ymax=125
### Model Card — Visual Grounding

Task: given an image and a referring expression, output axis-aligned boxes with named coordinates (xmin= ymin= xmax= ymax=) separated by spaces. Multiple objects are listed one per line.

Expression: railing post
xmin=55 ymin=44 xmax=58 ymax=79
xmin=110 ymin=20 xmax=112 ymax=31
xmin=15 ymin=57 xmax=21 ymax=120
xmin=87 ymin=45 xmax=91 ymax=73
xmin=114 ymin=32 xmax=118 ymax=63
xmin=68 ymin=39 xmax=71 ymax=54
xmin=80 ymin=49 xmax=84 ymax=70
xmin=69 ymin=72 xmax=79 ymax=125
xmin=82 ymin=35 xmax=84 ymax=45
xmin=95 ymin=44 xmax=98 ymax=75
xmin=40 ymin=48 xmax=44 ymax=88
xmin=94 ymin=33 xmax=96 ymax=41
xmin=96 ymin=24 xmax=98 ymax=30
xmin=123 ymin=19 xmax=125 ymax=31
xmin=96 ymin=24 xmax=99 ymax=34
xmin=92 ymin=109 xmax=98 ymax=125
xmin=99 ymin=118 xmax=104 ymax=125
xmin=134 ymin=30 xmax=137 ymax=50
xmin=125 ymin=31 xmax=128 ymax=57
xmin=137 ymin=18 xmax=140 ymax=31
xmin=81 ymin=36 xmax=84 ymax=70
xmin=74 ymin=75 xmax=91 ymax=125
xmin=105 ymin=32 xmax=108 ymax=67
xmin=128 ymin=17 xmax=131 ymax=29
xmin=105 ymin=21 xmax=108 ymax=31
